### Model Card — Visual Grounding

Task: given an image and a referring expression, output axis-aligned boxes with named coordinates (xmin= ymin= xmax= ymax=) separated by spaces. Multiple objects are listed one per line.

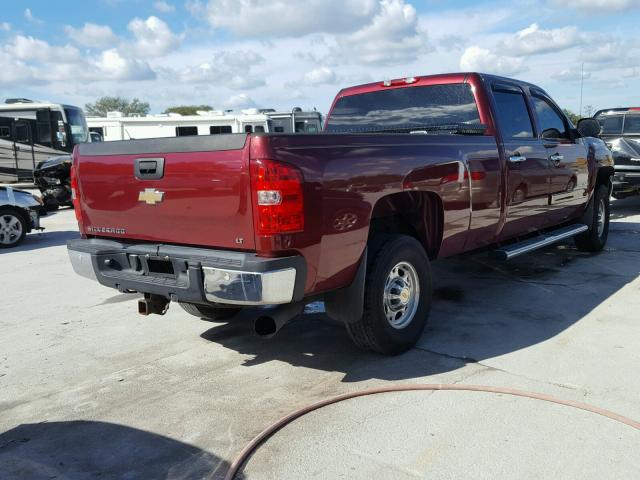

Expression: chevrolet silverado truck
xmin=67 ymin=73 xmax=613 ymax=355
xmin=595 ymin=107 xmax=640 ymax=199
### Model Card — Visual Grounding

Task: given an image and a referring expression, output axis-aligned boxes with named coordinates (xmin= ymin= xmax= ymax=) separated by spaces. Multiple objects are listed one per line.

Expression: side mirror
xmin=542 ymin=128 xmax=562 ymax=140
xmin=577 ymin=118 xmax=601 ymax=138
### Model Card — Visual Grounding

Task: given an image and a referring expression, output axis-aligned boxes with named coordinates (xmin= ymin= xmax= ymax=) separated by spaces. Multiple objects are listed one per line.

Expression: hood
xmin=0 ymin=186 xmax=42 ymax=208
xmin=606 ymin=137 xmax=640 ymax=156
xmin=35 ymin=155 xmax=72 ymax=171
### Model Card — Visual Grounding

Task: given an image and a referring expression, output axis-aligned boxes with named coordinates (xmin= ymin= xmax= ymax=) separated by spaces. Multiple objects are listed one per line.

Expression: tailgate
xmin=75 ymin=135 xmax=255 ymax=250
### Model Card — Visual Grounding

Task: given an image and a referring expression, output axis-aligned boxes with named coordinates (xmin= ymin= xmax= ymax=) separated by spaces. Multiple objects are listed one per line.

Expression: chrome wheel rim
xmin=0 ymin=214 xmax=22 ymax=245
xmin=383 ymin=261 xmax=420 ymax=330
xmin=596 ymin=198 xmax=606 ymax=238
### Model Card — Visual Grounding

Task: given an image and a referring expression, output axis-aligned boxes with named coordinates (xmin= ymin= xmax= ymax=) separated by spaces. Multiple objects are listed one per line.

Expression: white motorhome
xmin=0 ymin=99 xmax=89 ymax=182
xmin=87 ymin=108 xmax=322 ymax=141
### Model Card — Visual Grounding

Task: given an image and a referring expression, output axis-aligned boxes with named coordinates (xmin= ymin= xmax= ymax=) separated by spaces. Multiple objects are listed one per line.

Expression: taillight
xmin=70 ymin=164 xmax=82 ymax=223
xmin=250 ymin=159 xmax=304 ymax=235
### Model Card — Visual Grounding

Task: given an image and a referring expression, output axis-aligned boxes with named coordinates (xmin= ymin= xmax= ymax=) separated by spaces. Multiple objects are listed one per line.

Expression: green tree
xmin=85 ymin=96 xmax=151 ymax=117
xmin=563 ymin=108 xmax=581 ymax=125
xmin=163 ymin=105 xmax=214 ymax=116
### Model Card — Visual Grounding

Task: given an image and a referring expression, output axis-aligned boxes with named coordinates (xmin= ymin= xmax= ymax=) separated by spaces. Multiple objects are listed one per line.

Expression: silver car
xmin=0 ymin=186 xmax=44 ymax=248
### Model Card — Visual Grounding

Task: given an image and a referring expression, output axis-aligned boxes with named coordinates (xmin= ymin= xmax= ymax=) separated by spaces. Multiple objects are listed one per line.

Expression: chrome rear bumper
xmin=67 ymin=238 xmax=306 ymax=306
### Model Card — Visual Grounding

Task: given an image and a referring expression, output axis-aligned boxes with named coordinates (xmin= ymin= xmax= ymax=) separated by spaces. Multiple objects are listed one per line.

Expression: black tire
xmin=179 ymin=302 xmax=241 ymax=321
xmin=0 ymin=208 xmax=28 ymax=248
xmin=574 ymin=184 xmax=610 ymax=252
xmin=346 ymin=235 xmax=432 ymax=355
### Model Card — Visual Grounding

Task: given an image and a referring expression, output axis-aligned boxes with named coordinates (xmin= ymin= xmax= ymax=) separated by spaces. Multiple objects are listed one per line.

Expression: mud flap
xmin=324 ymin=249 xmax=367 ymax=325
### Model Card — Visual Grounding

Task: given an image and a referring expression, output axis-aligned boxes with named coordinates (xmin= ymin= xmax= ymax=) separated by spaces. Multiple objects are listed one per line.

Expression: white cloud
xmin=551 ymin=69 xmax=591 ymax=81
xmin=499 ymin=24 xmax=586 ymax=56
xmin=329 ymin=0 xmax=428 ymax=66
xmin=7 ymin=35 xmax=81 ymax=63
xmin=174 ymin=50 xmax=265 ymax=89
xmin=459 ymin=46 xmax=525 ymax=75
xmin=0 ymin=22 xmax=10 ymax=32
xmin=65 ymin=23 xmax=118 ymax=49
xmin=223 ymin=93 xmax=257 ymax=109
xmin=154 ymin=1 xmax=176 ymax=13
xmin=0 ymin=51 xmax=40 ymax=84
xmin=551 ymin=0 xmax=640 ymax=11
xmin=93 ymin=49 xmax=156 ymax=80
xmin=303 ymin=67 xmax=336 ymax=85
xmin=24 ymin=8 xmax=44 ymax=25
xmin=196 ymin=0 xmax=377 ymax=37
xmin=127 ymin=16 xmax=181 ymax=57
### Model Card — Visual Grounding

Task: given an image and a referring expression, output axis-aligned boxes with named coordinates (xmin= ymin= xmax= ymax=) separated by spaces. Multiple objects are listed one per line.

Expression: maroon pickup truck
xmin=67 ymin=72 xmax=613 ymax=355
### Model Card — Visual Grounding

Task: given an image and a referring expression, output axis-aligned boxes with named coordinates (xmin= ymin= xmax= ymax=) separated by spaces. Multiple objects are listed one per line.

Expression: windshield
xmin=325 ymin=83 xmax=481 ymax=133
xmin=64 ymin=107 xmax=89 ymax=145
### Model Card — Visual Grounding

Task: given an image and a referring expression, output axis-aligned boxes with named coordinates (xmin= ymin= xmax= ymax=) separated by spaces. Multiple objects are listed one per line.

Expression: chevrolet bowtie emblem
xmin=138 ymin=188 xmax=165 ymax=205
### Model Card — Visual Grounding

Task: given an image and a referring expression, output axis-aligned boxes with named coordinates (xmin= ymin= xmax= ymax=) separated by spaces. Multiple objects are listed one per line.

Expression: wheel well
xmin=368 ymin=191 xmax=443 ymax=259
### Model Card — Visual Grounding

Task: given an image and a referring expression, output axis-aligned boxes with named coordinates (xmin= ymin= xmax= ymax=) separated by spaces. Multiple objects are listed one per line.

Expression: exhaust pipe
xmin=138 ymin=294 xmax=170 ymax=316
xmin=253 ymin=302 xmax=305 ymax=338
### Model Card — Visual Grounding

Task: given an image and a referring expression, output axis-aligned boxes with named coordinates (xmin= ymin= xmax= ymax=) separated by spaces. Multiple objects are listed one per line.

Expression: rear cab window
xmin=325 ymin=83 xmax=481 ymax=133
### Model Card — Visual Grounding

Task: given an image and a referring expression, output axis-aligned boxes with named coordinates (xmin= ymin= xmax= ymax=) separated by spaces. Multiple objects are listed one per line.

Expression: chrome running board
xmin=491 ymin=224 xmax=589 ymax=261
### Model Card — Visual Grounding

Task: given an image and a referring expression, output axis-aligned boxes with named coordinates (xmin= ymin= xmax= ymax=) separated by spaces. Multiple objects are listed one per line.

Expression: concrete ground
xmin=1 ymin=198 xmax=639 ymax=479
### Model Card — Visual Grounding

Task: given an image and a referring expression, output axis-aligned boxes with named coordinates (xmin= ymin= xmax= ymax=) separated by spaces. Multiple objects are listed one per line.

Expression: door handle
xmin=509 ymin=155 xmax=527 ymax=163
xmin=134 ymin=157 xmax=165 ymax=180
xmin=549 ymin=153 xmax=564 ymax=166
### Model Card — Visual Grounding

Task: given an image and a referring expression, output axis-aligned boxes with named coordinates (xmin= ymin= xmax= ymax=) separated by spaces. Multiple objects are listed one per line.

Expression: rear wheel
xmin=574 ymin=184 xmax=610 ymax=252
xmin=179 ymin=302 xmax=241 ymax=321
xmin=346 ymin=235 xmax=432 ymax=355
xmin=0 ymin=209 xmax=27 ymax=248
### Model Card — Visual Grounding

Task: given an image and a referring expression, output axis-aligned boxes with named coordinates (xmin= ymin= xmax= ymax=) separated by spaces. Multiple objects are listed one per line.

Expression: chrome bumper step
xmin=491 ymin=224 xmax=589 ymax=261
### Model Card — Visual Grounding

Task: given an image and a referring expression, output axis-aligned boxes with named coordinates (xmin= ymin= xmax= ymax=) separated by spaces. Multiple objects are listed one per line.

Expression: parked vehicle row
xmin=0 ymin=186 xmax=44 ymax=248
xmin=595 ymin=107 xmax=640 ymax=199
xmin=67 ymin=72 xmax=614 ymax=355
xmin=86 ymin=108 xmax=322 ymax=142
xmin=0 ymin=99 xmax=89 ymax=183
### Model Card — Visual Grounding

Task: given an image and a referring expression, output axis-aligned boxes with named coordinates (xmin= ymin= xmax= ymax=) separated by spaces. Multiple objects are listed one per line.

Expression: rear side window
xmin=325 ymin=83 xmax=481 ymax=133
xmin=493 ymin=91 xmax=534 ymax=138
xmin=624 ymin=115 xmax=640 ymax=134
xmin=599 ymin=115 xmax=623 ymax=135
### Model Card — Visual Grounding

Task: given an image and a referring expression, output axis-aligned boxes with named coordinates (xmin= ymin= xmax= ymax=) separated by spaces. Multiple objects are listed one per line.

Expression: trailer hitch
xmin=138 ymin=294 xmax=170 ymax=316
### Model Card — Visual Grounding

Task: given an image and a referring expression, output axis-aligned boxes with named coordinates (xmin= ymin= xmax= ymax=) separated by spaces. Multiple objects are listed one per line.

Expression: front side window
xmin=532 ymin=96 xmax=569 ymax=139
xmin=599 ymin=115 xmax=623 ymax=135
xmin=623 ymin=115 xmax=640 ymax=134
xmin=326 ymin=83 xmax=481 ymax=133
xmin=493 ymin=91 xmax=534 ymax=138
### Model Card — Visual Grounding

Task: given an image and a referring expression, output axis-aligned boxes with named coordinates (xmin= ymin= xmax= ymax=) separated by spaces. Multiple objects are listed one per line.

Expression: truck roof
xmin=334 ymin=72 xmax=538 ymax=99
xmin=594 ymin=107 xmax=640 ymax=117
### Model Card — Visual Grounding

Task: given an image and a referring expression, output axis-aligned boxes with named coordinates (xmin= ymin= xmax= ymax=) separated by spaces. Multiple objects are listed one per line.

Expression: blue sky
xmin=1 ymin=0 xmax=639 ymax=115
